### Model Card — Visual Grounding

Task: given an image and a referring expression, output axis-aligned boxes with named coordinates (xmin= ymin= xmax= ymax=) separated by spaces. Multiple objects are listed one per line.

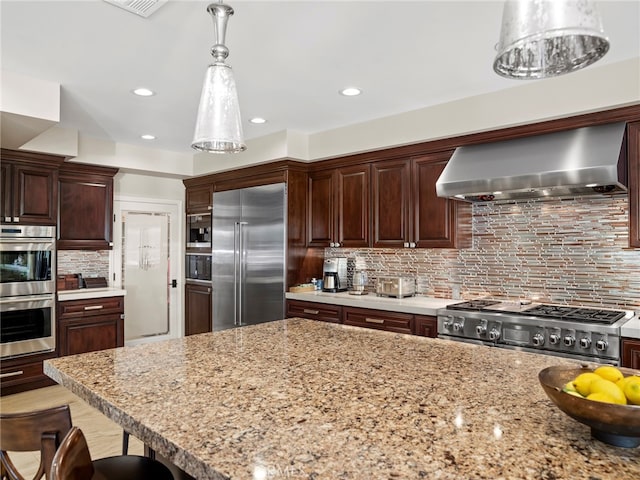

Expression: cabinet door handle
xmin=303 ymin=309 xmax=320 ymax=315
xmin=84 ymin=305 xmax=104 ymax=311
xmin=365 ymin=317 xmax=385 ymax=324
xmin=0 ymin=370 xmax=24 ymax=379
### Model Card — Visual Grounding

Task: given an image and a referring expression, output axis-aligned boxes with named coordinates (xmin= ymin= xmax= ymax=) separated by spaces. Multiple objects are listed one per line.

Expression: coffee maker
xmin=322 ymin=257 xmax=348 ymax=292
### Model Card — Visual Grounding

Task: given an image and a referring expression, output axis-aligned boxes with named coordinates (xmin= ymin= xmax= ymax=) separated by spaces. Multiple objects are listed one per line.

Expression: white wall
xmin=114 ymin=171 xmax=185 ymax=201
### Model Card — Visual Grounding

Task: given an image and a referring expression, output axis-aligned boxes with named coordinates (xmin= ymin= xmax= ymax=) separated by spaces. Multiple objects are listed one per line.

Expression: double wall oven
xmin=0 ymin=225 xmax=56 ymax=359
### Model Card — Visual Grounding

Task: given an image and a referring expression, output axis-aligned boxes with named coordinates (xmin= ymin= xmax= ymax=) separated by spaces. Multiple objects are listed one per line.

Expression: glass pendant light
xmin=192 ymin=2 xmax=246 ymax=153
xmin=493 ymin=0 xmax=610 ymax=80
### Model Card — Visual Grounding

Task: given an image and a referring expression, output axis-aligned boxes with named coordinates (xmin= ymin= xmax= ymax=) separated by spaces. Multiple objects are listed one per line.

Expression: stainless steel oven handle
xmin=0 ymin=370 xmax=24 ymax=379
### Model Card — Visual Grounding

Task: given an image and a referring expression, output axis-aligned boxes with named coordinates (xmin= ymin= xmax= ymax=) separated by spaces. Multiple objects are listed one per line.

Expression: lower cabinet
xmin=286 ymin=299 xmax=342 ymax=323
xmin=414 ymin=315 xmax=438 ymax=338
xmin=185 ymin=283 xmax=212 ymax=335
xmin=58 ymin=296 xmax=124 ymax=356
xmin=0 ymin=352 xmax=57 ymax=396
xmin=343 ymin=307 xmax=413 ymax=334
xmin=622 ymin=337 xmax=640 ymax=369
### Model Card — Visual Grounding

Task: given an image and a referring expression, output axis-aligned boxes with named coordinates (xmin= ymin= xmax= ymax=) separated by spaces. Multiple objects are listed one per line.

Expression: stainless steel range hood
xmin=436 ymin=122 xmax=627 ymax=202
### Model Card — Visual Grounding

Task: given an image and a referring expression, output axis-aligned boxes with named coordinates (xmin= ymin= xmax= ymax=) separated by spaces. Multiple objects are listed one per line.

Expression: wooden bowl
xmin=538 ymin=364 xmax=640 ymax=448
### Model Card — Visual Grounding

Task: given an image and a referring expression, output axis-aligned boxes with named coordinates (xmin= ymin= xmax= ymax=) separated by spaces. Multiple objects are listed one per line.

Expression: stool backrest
xmin=50 ymin=428 xmax=94 ymax=480
xmin=0 ymin=404 xmax=72 ymax=480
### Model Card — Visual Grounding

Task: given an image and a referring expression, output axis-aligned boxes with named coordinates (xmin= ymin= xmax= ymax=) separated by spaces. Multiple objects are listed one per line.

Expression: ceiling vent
xmin=103 ymin=0 xmax=168 ymax=18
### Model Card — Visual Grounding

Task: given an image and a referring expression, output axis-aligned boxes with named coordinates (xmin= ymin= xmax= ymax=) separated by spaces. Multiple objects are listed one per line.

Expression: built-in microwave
xmin=187 ymin=213 xmax=211 ymax=248
xmin=186 ymin=253 xmax=212 ymax=282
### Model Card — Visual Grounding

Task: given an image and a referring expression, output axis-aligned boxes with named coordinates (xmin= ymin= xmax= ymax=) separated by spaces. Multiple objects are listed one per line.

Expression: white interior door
xmin=112 ymin=198 xmax=183 ymax=345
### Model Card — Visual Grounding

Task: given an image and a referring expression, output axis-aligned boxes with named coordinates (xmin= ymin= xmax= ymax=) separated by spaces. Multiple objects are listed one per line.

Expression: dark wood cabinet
xmin=622 ymin=337 xmax=640 ymax=369
xmin=185 ymin=282 xmax=212 ymax=335
xmin=0 ymin=149 xmax=64 ymax=225
xmin=628 ymin=121 xmax=640 ymax=248
xmin=186 ymin=184 xmax=213 ymax=214
xmin=412 ymin=152 xmax=471 ymax=248
xmin=0 ymin=352 xmax=57 ymax=396
xmin=414 ymin=315 xmax=438 ymax=338
xmin=58 ymin=163 xmax=118 ymax=250
xmin=371 ymin=152 xmax=470 ymax=249
xmin=286 ymin=299 xmax=342 ymax=323
xmin=308 ymin=165 xmax=370 ymax=248
xmin=372 ymin=158 xmax=411 ymax=247
xmin=57 ymin=296 xmax=124 ymax=357
xmin=343 ymin=307 xmax=413 ymax=335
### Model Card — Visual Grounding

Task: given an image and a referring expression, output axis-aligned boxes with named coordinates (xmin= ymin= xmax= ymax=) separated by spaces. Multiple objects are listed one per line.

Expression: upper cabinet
xmin=0 ymin=149 xmax=64 ymax=225
xmin=371 ymin=158 xmax=411 ymax=247
xmin=308 ymin=165 xmax=370 ymax=248
xmin=412 ymin=152 xmax=471 ymax=249
xmin=58 ymin=163 xmax=118 ymax=250
xmin=371 ymin=152 xmax=471 ymax=249
xmin=186 ymin=184 xmax=213 ymax=213
xmin=628 ymin=121 xmax=640 ymax=248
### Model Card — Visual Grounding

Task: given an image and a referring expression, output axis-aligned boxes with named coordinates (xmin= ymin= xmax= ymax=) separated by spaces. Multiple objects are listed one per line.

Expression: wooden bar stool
xmin=1 ymin=404 xmax=72 ymax=480
xmin=51 ymin=427 xmax=173 ymax=480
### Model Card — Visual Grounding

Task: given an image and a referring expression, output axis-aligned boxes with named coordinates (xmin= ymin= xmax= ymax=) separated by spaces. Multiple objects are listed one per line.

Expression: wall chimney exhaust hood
xmin=436 ymin=122 xmax=627 ymax=202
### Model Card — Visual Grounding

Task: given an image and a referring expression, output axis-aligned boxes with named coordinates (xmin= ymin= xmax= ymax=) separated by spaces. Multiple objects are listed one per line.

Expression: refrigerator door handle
xmin=233 ymin=221 xmax=240 ymax=326
xmin=238 ymin=221 xmax=248 ymax=326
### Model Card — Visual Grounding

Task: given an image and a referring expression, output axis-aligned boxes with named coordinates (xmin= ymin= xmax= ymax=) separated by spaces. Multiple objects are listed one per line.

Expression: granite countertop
xmin=57 ymin=287 xmax=126 ymax=301
xmin=622 ymin=316 xmax=640 ymax=339
xmin=286 ymin=291 xmax=458 ymax=316
xmin=45 ymin=319 xmax=639 ymax=479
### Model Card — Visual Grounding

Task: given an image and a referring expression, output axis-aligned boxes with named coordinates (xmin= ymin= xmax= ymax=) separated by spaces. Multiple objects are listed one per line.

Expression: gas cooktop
xmin=447 ymin=300 xmax=627 ymax=325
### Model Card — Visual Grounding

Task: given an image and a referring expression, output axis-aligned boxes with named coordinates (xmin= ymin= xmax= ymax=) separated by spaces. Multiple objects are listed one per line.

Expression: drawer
xmin=286 ymin=300 xmax=342 ymax=323
xmin=343 ymin=307 xmax=413 ymax=334
xmin=1 ymin=355 xmax=56 ymax=395
xmin=58 ymin=296 xmax=124 ymax=318
xmin=414 ymin=315 xmax=438 ymax=338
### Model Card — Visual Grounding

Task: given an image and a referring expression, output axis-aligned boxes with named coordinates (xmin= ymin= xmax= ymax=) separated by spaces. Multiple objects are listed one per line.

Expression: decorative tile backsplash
xmin=57 ymin=250 xmax=110 ymax=279
xmin=328 ymin=195 xmax=640 ymax=311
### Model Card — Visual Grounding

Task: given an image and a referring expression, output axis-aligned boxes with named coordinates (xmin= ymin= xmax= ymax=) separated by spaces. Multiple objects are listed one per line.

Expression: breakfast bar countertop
xmin=44 ymin=318 xmax=639 ymax=479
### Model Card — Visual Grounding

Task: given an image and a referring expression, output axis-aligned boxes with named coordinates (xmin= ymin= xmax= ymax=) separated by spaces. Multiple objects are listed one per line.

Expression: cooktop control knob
xmin=453 ymin=320 xmax=464 ymax=332
xmin=488 ymin=328 xmax=501 ymax=341
xmin=549 ymin=334 xmax=561 ymax=345
xmin=563 ymin=335 xmax=575 ymax=347
xmin=442 ymin=316 xmax=453 ymax=329
xmin=475 ymin=324 xmax=487 ymax=336
xmin=579 ymin=337 xmax=592 ymax=349
xmin=595 ymin=339 xmax=608 ymax=351
xmin=532 ymin=333 xmax=545 ymax=347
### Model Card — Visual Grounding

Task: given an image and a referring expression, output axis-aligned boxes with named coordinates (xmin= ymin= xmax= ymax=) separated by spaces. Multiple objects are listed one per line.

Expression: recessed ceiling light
xmin=141 ymin=134 xmax=156 ymax=140
xmin=585 ymin=183 xmax=598 ymax=187
xmin=132 ymin=88 xmax=155 ymax=97
xmin=249 ymin=117 xmax=267 ymax=124
xmin=339 ymin=87 xmax=362 ymax=96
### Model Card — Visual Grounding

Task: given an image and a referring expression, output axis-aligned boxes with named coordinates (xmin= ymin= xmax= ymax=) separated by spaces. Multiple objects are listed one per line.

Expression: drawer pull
xmin=0 ymin=370 xmax=24 ymax=379
xmin=303 ymin=309 xmax=320 ymax=315
xmin=84 ymin=305 xmax=104 ymax=311
xmin=365 ymin=317 xmax=385 ymax=324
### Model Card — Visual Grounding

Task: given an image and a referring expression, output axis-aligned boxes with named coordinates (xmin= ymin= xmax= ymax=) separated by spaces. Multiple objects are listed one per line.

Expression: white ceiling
xmin=1 ymin=0 xmax=639 ymax=156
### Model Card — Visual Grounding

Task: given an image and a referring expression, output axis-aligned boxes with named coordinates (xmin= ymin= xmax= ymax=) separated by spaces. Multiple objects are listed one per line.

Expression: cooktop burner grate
xmin=521 ymin=304 xmax=626 ymax=324
xmin=448 ymin=300 xmax=501 ymax=311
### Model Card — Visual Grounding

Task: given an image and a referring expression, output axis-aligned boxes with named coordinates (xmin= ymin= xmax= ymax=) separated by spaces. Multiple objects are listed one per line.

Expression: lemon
xmin=562 ymin=381 xmax=578 ymax=393
xmin=624 ymin=377 xmax=640 ymax=405
xmin=573 ymin=372 xmax=601 ymax=396
xmin=594 ymin=365 xmax=624 ymax=383
xmin=589 ymin=378 xmax=627 ymax=405
xmin=617 ymin=375 xmax=640 ymax=392
xmin=586 ymin=392 xmax=617 ymax=404
xmin=564 ymin=390 xmax=584 ymax=398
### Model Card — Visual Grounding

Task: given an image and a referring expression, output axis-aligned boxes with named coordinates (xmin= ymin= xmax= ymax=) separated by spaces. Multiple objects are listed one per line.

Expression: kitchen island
xmin=44 ymin=318 xmax=639 ymax=479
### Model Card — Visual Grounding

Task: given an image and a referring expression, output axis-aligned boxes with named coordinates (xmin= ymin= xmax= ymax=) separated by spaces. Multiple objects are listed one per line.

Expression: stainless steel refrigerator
xmin=211 ymin=183 xmax=286 ymax=331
